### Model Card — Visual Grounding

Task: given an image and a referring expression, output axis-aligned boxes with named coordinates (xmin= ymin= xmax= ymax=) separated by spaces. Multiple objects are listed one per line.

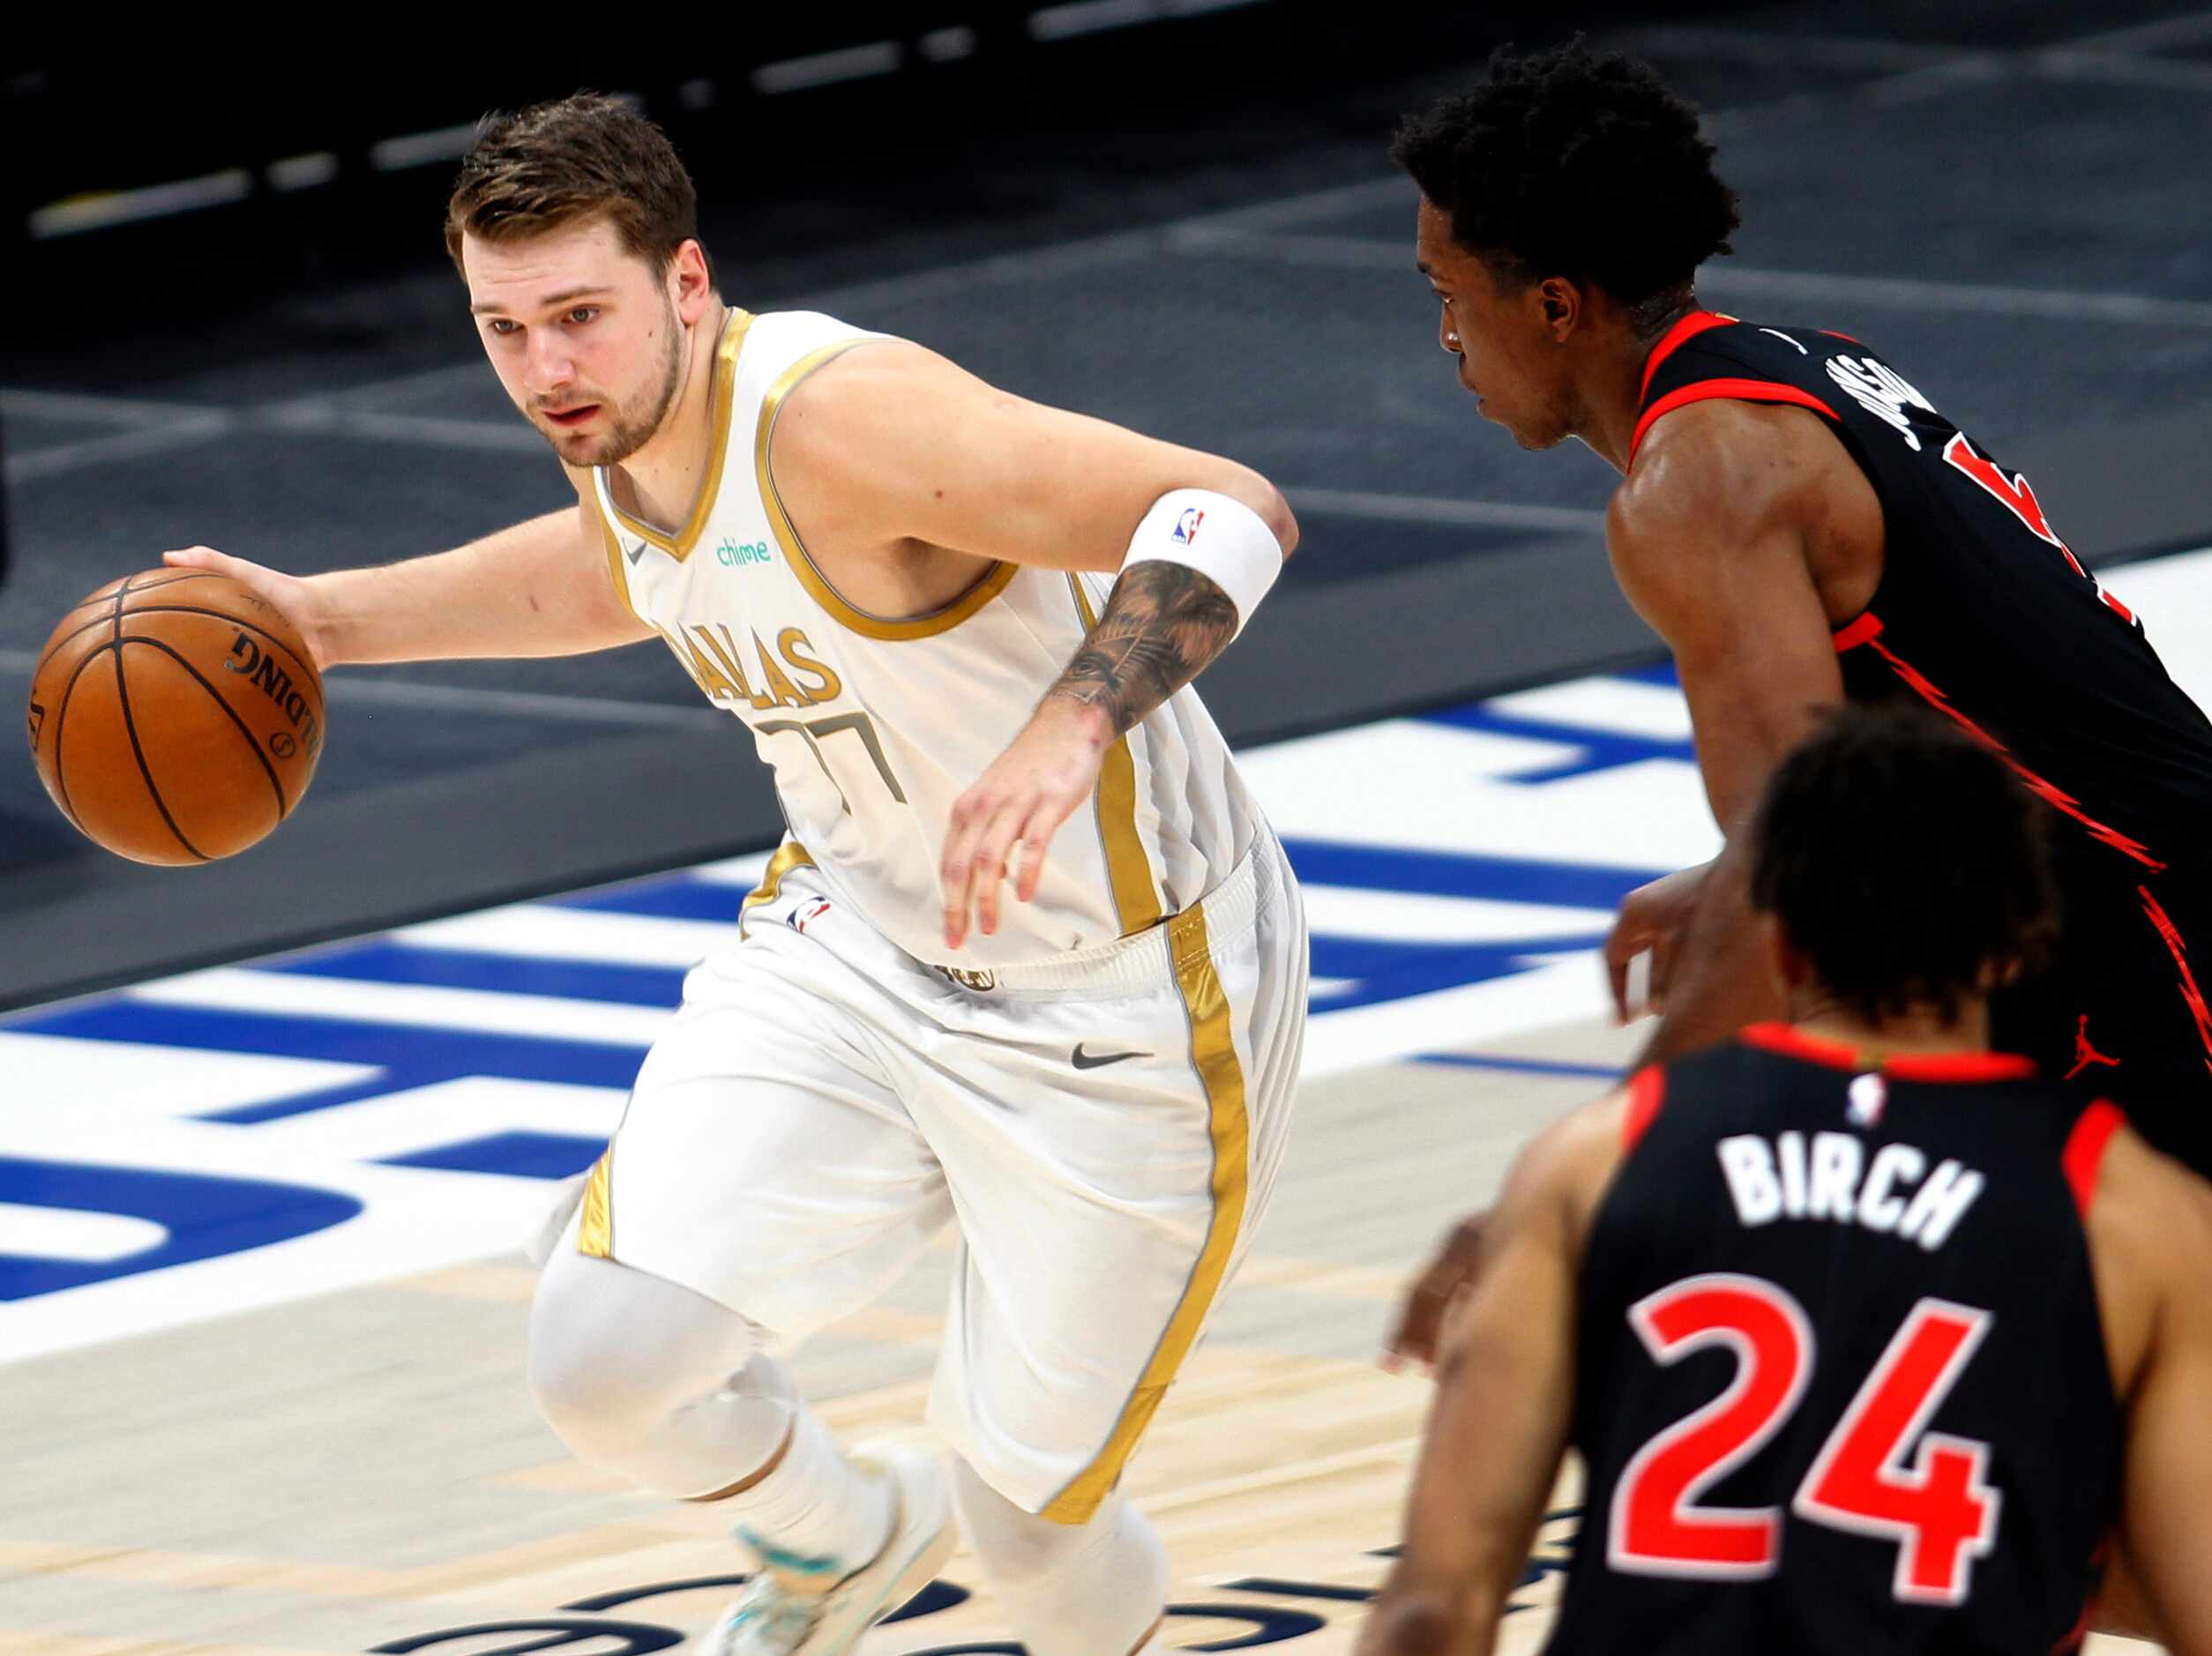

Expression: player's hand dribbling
xmin=1383 ymin=1211 xmax=1487 ymax=1375
xmin=1604 ymin=862 xmax=1711 ymax=1022
xmin=163 ymin=547 xmax=333 ymax=673
xmin=939 ymin=698 xmax=1112 ymax=950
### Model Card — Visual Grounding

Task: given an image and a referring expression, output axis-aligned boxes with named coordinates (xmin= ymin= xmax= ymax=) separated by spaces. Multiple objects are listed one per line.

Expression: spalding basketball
xmin=26 ymin=569 xmax=325 ymax=865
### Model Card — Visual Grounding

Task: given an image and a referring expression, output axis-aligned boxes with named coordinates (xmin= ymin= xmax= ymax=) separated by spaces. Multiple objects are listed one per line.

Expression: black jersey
xmin=1546 ymin=1027 xmax=2124 ymax=1656
xmin=1636 ymin=312 xmax=2212 ymax=905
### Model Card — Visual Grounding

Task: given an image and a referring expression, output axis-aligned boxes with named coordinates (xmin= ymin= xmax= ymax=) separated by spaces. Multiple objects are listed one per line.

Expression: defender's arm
xmin=1605 ymin=401 xmax=1844 ymax=1061
xmin=1359 ymin=1097 xmax=1621 ymax=1656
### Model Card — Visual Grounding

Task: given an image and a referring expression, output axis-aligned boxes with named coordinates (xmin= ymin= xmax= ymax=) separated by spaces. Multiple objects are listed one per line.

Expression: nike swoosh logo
xmin=1072 ymin=1043 xmax=1149 ymax=1070
xmin=625 ymin=542 xmax=647 ymax=566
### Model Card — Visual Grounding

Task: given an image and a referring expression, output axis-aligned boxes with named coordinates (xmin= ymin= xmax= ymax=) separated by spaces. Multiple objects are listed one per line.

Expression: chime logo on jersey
xmin=1174 ymin=506 xmax=1205 ymax=544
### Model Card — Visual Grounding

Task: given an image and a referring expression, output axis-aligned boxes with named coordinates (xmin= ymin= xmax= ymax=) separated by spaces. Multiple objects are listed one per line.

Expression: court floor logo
xmin=370 ymin=1514 xmax=1581 ymax=1652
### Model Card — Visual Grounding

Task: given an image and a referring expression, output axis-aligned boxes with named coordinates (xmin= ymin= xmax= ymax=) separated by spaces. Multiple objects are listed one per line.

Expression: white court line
xmin=393 ymin=904 xmax=742 ymax=966
xmin=1175 ymin=228 xmax=2212 ymax=328
xmin=5 ymin=416 xmax=238 ymax=484
xmin=2032 ymin=50 xmax=2212 ymax=91
xmin=0 ymin=388 xmax=234 ymax=427
xmin=128 ymin=966 xmax=672 ymax=1046
xmin=2064 ymin=9 xmax=2212 ymax=54
xmin=261 ymin=405 xmax=544 ymax=454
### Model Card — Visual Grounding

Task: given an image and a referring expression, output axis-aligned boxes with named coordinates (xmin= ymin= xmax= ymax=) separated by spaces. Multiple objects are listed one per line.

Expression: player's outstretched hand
xmin=1603 ymin=862 xmax=1710 ymax=1023
xmin=940 ymin=698 xmax=1113 ymax=951
xmin=162 ymin=547 xmax=332 ymax=674
xmin=1383 ymin=1211 xmax=1488 ymax=1376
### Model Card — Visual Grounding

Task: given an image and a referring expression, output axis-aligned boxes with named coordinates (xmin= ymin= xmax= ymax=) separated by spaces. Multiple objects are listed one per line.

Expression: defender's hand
xmin=163 ymin=546 xmax=333 ymax=674
xmin=1383 ymin=1211 xmax=1489 ymax=1376
xmin=1604 ymin=862 xmax=1711 ymax=1023
xmin=939 ymin=698 xmax=1112 ymax=951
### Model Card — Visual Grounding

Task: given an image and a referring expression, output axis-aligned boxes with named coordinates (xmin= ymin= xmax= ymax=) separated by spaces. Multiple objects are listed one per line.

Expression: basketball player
xmin=164 ymin=95 xmax=1308 ymax=1656
xmin=1385 ymin=40 xmax=2212 ymax=1369
xmin=1359 ymin=707 xmax=2212 ymax=1655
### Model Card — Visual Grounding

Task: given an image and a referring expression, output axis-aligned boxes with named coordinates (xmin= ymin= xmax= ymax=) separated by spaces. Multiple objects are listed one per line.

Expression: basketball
xmin=26 ymin=570 xmax=326 ymax=866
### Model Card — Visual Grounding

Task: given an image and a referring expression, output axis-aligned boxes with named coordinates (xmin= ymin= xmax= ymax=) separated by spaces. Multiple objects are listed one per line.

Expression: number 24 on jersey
xmin=1608 ymin=1273 xmax=2001 ymax=1606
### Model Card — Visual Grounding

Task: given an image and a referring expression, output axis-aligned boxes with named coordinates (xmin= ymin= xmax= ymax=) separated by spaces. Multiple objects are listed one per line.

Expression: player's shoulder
xmin=1498 ymin=1084 xmax=1638 ymax=1241
xmin=2085 ymin=1118 xmax=2212 ymax=1273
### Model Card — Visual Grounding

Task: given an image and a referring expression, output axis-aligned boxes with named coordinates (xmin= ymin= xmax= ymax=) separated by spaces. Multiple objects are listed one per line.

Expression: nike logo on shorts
xmin=1072 ymin=1043 xmax=1148 ymax=1070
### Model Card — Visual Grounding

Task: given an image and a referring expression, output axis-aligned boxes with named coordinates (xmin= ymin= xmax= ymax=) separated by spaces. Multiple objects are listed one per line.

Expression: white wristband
xmin=1119 ymin=489 xmax=1284 ymax=639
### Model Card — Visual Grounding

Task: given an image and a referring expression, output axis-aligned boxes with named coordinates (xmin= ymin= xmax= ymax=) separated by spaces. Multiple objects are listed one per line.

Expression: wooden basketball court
xmin=0 ymin=1012 xmax=2158 ymax=1653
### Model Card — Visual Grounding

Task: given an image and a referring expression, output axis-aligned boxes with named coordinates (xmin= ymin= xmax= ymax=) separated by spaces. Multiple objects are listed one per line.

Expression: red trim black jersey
xmin=1636 ymin=312 xmax=2212 ymax=903
xmin=1546 ymin=1029 xmax=2123 ymax=1656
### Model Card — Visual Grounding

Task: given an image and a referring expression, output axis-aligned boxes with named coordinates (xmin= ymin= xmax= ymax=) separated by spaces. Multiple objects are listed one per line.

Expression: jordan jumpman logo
xmin=2065 ymin=1015 xmax=2121 ymax=1081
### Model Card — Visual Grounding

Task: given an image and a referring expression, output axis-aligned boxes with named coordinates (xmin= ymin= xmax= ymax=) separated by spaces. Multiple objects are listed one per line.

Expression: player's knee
xmin=525 ymin=1251 xmax=758 ymax=1454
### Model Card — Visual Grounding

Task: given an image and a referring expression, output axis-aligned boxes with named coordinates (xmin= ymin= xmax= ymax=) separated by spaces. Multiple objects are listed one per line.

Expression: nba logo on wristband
xmin=1173 ymin=507 xmax=1205 ymax=544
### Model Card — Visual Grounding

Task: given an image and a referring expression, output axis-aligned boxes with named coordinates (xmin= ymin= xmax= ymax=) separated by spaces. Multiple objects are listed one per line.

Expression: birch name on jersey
xmin=1715 ymin=1130 xmax=1984 ymax=1249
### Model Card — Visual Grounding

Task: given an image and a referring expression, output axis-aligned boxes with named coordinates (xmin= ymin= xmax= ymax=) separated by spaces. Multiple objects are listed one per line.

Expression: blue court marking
xmin=13 ymin=1001 xmax=647 ymax=1091
xmin=1415 ymin=1052 xmax=1625 ymax=1081
xmin=269 ymin=943 xmax=687 ymax=1010
xmin=0 ymin=1158 xmax=362 ymax=1300
xmin=1282 ymin=838 xmax=1655 ymax=911
xmin=1613 ymin=660 xmax=1681 ymax=686
xmin=1411 ymin=704 xmax=1696 ymax=784
xmin=377 ymin=1130 xmax=606 ymax=1180
xmin=548 ymin=880 xmax=744 ymax=921
xmin=206 ymin=1073 xmax=414 ymax=1124
xmin=1308 ymin=931 xmax=1608 ymax=1014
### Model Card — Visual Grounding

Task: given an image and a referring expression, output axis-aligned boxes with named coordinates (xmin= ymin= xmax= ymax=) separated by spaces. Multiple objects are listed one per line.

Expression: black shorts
xmin=1992 ymin=839 xmax=2212 ymax=1175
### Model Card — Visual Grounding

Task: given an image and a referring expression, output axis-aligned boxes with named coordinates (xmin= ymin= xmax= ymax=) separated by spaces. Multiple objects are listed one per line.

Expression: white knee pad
xmin=527 ymin=1246 xmax=796 ymax=1497
xmin=953 ymin=1458 xmax=1169 ymax=1656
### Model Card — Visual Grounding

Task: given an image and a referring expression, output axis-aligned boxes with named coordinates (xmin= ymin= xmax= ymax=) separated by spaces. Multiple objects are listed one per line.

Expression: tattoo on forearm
xmin=1046 ymin=562 xmax=1239 ymax=735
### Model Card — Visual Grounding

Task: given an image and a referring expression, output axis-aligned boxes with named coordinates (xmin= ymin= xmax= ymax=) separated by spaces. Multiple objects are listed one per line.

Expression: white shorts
xmin=575 ymin=824 xmax=1306 ymax=1522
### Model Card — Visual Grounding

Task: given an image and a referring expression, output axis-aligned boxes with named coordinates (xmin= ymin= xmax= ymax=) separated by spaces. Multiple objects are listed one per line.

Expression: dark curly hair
xmin=1749 ymin=705 xmax=2057 ymax=1030
xmin=1393 ymin=40 xmax=1739 ymax=332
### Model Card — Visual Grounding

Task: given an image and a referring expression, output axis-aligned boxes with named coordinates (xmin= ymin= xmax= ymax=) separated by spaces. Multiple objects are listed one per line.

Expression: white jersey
xmin=590 ymin=307 xmax=1267 ymax=968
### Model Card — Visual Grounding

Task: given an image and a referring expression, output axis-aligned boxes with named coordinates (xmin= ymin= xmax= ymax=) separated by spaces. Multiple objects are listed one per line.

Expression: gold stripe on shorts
xmin=738 ymin=841 xmax=816 ymax=935
xmin=578 ymin=1149 xmax=616 ymax=1260
xmin=1065 ymin=573 xmax=1163 ymax=935
xmin=1042 ymin=896 xmax=1250 ymax=1524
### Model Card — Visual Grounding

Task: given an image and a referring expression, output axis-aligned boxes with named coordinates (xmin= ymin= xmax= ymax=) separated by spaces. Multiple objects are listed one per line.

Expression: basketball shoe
xmin=698 ymin=1441 xmax=955 ymax=1654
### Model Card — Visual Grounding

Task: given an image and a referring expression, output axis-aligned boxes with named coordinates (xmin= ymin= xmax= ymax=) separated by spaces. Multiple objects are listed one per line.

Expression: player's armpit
xmin=769 ymin=340 xmax=1296 ymax=573
xmin=1363 ymin=1100 xmax=1621 ymax=1656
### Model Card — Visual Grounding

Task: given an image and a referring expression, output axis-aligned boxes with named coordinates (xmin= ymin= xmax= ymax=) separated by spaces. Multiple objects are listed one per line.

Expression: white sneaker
xmin=697 ymin=1443 xmax=956 ymax=1655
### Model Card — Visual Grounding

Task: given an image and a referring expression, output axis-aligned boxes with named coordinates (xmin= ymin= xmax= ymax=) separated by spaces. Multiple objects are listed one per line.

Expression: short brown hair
xmin=445 ymin=93 xmax=710 ymax=281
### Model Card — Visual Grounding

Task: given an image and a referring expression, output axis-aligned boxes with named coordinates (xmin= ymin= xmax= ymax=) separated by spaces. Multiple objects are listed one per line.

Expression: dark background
xmin=5 ymin=0 xmax=2211 ymax=1007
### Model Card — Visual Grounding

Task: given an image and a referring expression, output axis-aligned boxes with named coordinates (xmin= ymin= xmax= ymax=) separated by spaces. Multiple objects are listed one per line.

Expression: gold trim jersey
xmin=593 ymin=307 xmax=1266 ymax=967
